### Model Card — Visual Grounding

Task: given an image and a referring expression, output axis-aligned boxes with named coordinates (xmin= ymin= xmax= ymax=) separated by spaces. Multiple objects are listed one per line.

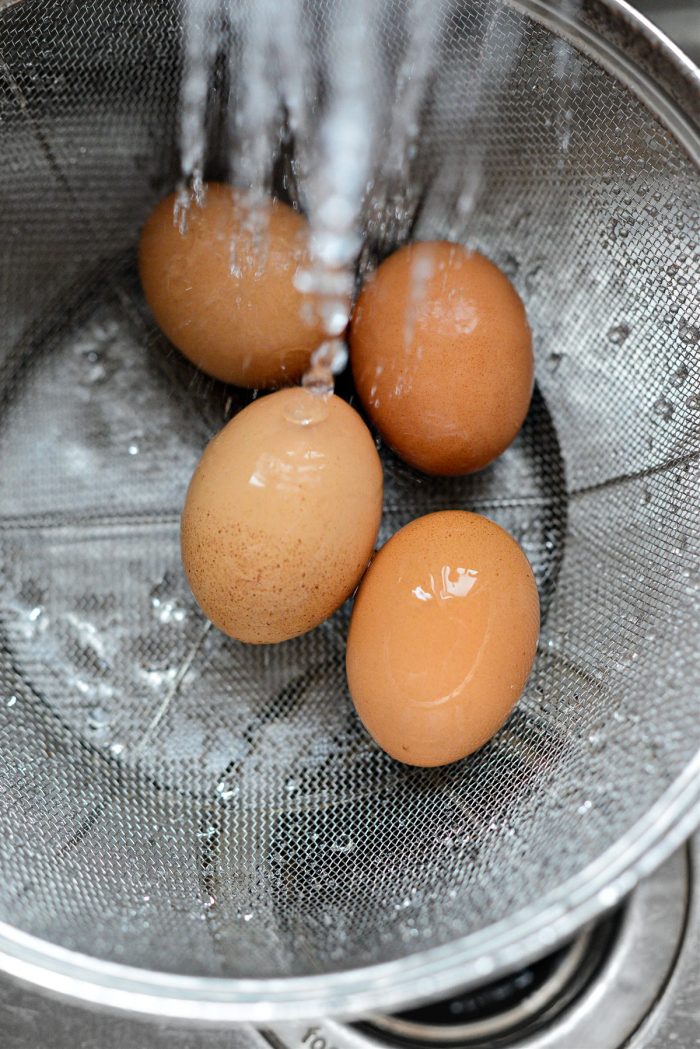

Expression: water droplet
xmin=670 ymin=363 xmax=689 ymax=388
xmin=330 ymin=836 xmax=355 ymax=854
xmin=332 ymin=343 xmax=349 ymax=373
xmin=88 ymin=706 xmax=109 ymax=730
xmin=587 ymin=731 xmax=606 ymax=755
xmin=548 ymin=352 xmax=563 ymax=373
xmin=85 ymin=362 xmax=107 ymax=384
xmin=652 ymin=396 xmax=674 ymax=420
xmin=607 ymin=323 xmax=630 ymax=346
xmin=141 ymin=666 xmax=178 ymax=690
xmin=128 ymin=443 xmax=139 ymax=456
xmin=680 ymin=324 xmax=699 ymax=344
xmin=686 ymin=394 xmax=700 ymax=410
xmin=283 ymin=387 xmax=330 ymax=425
xmin=3 ymin=695 xmax=18 ymax=709
xmin=150 ymin=579 xmax=188 ymax=625
xmin=578 ymin=799 xmax=593 ymax=814
xmin=242 ymin=912 xmax=253 ymax=922
xmin=216 ymin=780 xmax=239 ymax=801
xmin=110 ymin=742 xmax=125 ymax=756
xmin=501 ymin=254 xmax=519 ymax=278
xmin=524 ymin=262 xmax=543 ymax=293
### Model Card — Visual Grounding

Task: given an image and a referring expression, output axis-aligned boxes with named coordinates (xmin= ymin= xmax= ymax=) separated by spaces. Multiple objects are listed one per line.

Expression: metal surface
xmin=634 ymin=0 xmax=700 ymax=67
xmin=268 ymin=842 xmax=690 ymax=1048
xmin=0 ymin=0 xmax=699 ymax=1024
xmin=364 ymin=929 xmax=598 ymax=1043
xmin=629 ymin=836 xmax=700 ymax=1049
xmin=0 ymin=838 xmax=694 ymax=1047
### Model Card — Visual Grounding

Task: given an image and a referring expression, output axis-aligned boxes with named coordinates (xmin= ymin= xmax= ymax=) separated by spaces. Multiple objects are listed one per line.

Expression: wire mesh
xmin=0 ymin=0 xmax=697 ymax=986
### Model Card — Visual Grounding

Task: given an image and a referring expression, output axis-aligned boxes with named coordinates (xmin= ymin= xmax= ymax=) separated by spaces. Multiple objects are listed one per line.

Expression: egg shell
xmin=350 ymin=241 xmax=534 ymax=475
xmin=346 ymin=510 xmax=540 ymax=766
xmin=138 ymin=184 xmax=324 ymax=387
xmin=181 ymin=388 xmax=384 ymax=644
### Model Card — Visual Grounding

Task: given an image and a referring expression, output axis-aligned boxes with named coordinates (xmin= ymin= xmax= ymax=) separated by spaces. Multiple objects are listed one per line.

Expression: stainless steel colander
xmin=0 ymin=0 xmax=698 ymax=1024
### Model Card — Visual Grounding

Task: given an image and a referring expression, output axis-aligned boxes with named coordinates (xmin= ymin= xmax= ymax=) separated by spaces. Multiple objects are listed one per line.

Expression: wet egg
xmin=139 ymin=184 xmax=324 ymax=388
xmin=350 ymin=241 xmax=534 ymax=474
xmin=346 ymin=511 xmax=540 ymax=766
xmin=181 ymin=387 xmax=383 ymax=643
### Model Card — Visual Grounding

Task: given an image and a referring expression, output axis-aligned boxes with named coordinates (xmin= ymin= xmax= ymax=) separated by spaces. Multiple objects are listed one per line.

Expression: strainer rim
xmin=0 ymin=748 xmax=698 ymax=1022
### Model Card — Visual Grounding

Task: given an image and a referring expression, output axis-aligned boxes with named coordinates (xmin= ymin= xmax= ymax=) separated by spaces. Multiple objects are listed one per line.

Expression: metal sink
xmin=633 ymin=0 xmax=700 ymax=66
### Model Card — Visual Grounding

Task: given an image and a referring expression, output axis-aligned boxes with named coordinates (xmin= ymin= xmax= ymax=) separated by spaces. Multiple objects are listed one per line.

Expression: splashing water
xmin=551 ymin=0 xmax=583 ymax=168
xmin=416 ymin=1 xmax=523 ymax=245
xmin=174 ymin=0 xmax=580 ymax=391
xmin=174 ymin=0 xmax=379 ymax=394
xmin=176 ymin=0 xmax=220 ymax=230
xmin=363 ymin=0 xmax=441 ymax=262
xmin=404 ymin=250 xmax=435 ymax=350
xmin=299 ymin=0 xmax=381 ymax=394
xmin=227 ymin=0 xmax=287 ymax=269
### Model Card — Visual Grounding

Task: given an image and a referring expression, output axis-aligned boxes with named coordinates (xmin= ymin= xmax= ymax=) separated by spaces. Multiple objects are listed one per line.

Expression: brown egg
xmin=346 ymin=511 xmax=539 ymax=766
xmin=181 ymin=388 xmax=383 ymax=644
xmin=350 ymin=242 xmax=534 ymax=475
xmin=138 ymin=184 xmax=324 ymax=387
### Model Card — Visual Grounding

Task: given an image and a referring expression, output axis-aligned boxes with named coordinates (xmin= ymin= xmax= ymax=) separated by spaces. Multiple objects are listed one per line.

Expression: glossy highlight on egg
xmin=346 ymin=511 xmax=540 ymax=766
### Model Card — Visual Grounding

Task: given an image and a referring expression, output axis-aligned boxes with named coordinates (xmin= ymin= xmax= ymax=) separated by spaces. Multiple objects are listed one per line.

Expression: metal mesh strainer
xmin=0 ymin=0 xmax=698 ymax=1023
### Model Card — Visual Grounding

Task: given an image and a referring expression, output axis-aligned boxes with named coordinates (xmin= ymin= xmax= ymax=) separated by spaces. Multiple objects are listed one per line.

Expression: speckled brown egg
xmin=350 ymin=241 xmax=534 ymax=475
xmin=139 ymin=184 xmax=324 ymax=387
xmin=346 ymin=511 xmax=540 ymax=766
xmin=181 ymin=387 xmax=384 ymax=643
